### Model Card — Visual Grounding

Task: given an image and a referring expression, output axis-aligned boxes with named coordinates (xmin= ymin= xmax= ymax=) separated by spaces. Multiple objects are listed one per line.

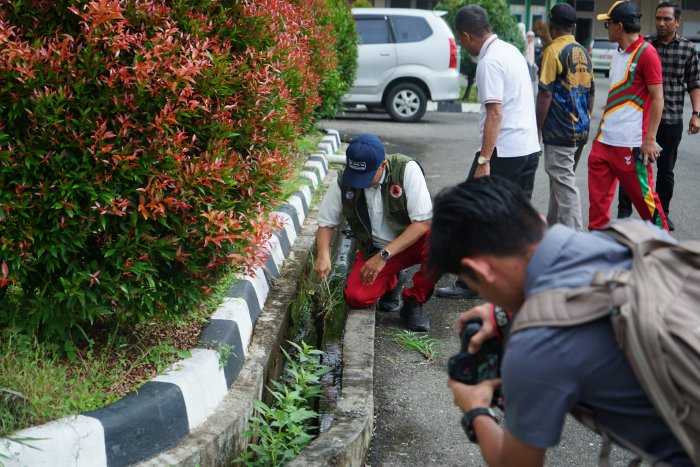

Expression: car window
xmin=593 ymin=40 xmax=618 ymax=50
xmin=389 ymin=15 xmax=433 ymax=43
xmin=356 ymin=17 xmax=392 ymax=45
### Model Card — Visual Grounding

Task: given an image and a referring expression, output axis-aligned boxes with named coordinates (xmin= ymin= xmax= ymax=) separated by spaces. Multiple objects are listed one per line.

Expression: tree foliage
xmin=436 ymin=0 xmax=526 ymax=90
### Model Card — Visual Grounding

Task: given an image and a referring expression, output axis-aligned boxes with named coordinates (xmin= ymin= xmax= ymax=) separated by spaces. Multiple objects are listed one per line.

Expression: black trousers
xmin=618 ymin=122 xmax=684 ymax=217
xmin=468 ymin=149 xmax=541 ymax=200
xmin=451 ymin=149 xmax=540 ymax=290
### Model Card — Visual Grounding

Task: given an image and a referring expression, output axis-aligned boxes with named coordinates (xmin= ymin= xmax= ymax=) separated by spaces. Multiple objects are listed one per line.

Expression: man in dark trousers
xmin=617 ymin=1 xmax=700 ymax=231
xmin=437 ymin=5 xmax=541 ymax=299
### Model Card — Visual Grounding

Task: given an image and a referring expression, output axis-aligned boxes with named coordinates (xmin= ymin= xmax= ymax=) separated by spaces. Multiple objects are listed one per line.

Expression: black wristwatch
xmin=693 ymin=111 xmax=700 ymax=118
xmin=379 ymin=248 xmax=392 ymax=260
xmin=461 ymin=407 xmax=498 ymax=443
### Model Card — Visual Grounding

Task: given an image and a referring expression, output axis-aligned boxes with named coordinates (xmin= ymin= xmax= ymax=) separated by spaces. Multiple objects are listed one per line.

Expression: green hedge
xmin=437 ymin=0 xmax=526 ymax=87
xmin=313 ymin=0 xmax=359 ymax=119
xmin=0 ymin=0 xmax=355 ymax=346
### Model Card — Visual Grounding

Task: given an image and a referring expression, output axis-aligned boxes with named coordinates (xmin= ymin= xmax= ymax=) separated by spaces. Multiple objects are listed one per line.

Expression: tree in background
xmin=310 ymin=0 xmax=359 ymax=118
xmin=436 ymin=0 xmax=526 ymax=100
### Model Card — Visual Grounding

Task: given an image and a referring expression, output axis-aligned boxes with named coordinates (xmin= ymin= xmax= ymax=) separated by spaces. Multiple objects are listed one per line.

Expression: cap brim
xmin=596 ymin=13 xmax=611 ymax=20
xmin=343 ymin=168 xmax=379 ymax=189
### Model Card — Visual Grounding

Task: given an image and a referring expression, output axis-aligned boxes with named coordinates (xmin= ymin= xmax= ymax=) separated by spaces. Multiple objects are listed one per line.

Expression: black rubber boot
xmin=435 ymin=279 xmax=481 ymax=299
xmin=399 ymin=299 xmax=430 ymax=332
xmin=377 ymin=270 xmax=409 ymax=313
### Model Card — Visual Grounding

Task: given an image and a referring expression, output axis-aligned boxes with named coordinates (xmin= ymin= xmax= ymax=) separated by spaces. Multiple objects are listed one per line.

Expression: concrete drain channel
xmin=286 ymin=228 xmax=375 ymax=466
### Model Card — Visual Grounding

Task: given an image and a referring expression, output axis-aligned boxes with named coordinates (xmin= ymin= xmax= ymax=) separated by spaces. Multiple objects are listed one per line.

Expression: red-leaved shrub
xmin=0 ymin=0 xmax=339 ymax=344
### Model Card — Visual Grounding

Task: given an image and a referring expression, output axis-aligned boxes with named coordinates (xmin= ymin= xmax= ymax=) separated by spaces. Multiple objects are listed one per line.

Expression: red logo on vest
xmin=389 ymin=184 xmax=403 ymax=198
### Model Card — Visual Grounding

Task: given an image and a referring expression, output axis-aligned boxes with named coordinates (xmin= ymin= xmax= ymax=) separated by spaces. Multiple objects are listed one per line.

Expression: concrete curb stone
xmin=0 ymin=131 xmax=342 ymax=467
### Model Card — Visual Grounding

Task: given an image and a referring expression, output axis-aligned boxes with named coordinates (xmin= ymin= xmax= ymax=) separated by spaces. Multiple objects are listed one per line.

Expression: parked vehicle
xmin=590 ymin=38 xmax=617 ymax=77
xmin=344 ymin=8 xmax=460 ymax=123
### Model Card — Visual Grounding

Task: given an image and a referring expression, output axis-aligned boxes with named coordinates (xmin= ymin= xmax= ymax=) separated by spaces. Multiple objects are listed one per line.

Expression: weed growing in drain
xmin=390 ymin=331 xmax=443 ymax=361
xmin=237 ymin=341 xmax=330 ymax=466
xmin=314 ymin=273 xmax=346 ymax=320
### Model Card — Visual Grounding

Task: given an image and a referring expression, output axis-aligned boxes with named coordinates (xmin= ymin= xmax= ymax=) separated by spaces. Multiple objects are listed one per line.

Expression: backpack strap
xmin=603 ymin=222 xmax=700 ymax=256
xmin=510 ymin=285 xmax=629 ymax=334
xmin=571 ymin=405 xmax=667 ymax=467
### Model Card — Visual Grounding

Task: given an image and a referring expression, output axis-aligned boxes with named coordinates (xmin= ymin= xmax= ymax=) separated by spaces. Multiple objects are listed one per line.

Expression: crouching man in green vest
xmin=314 ymin=134 xmax=436 ymax=332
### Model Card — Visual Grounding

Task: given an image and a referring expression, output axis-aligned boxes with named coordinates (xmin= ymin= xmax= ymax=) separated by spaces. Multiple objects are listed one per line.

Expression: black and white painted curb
xmin=427 ymin=101 xmax=480 ymax=113
xmin=0 ymin=129 xmax=341 ymax=467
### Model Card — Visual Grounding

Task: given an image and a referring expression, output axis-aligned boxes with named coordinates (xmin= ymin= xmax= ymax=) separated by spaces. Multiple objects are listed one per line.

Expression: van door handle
xmin=379 ymin=50 xmax=391 ymax=56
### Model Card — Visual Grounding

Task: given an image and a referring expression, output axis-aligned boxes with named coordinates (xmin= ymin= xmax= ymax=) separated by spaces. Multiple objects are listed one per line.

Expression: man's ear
xmin=460 ymin=256 xmax=496 ymax=283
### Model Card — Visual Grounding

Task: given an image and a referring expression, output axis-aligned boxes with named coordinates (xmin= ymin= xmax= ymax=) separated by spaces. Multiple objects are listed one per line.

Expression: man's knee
xmin=344 ymin=287 xmax=376 ymax=309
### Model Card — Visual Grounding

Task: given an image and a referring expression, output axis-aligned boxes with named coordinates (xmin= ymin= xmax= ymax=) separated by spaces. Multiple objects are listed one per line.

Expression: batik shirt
xmin=539 ymin=35 xmax=594 ymax=147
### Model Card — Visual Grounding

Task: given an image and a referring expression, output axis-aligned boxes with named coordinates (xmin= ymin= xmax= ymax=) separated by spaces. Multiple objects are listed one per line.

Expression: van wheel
xmin=386 ymin=83 xmax=427 ymax=123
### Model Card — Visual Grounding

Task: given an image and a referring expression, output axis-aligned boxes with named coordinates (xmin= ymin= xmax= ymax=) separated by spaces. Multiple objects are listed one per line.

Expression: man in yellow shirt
xmin=536 ymin=3 xmax=594 ymax=232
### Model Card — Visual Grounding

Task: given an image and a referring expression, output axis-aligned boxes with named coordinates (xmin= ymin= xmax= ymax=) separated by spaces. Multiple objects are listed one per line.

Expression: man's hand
xmin=474 ymin=163 xmax=491 ymax=178
xmin=448 ymin=378 xmax=502 ymax=413
xmin=689 ymin=114 xmax=700 ymax=135
xmin=457 ymin=303 xmax=495 ymax=354
xmin=314 ymin=252 xmax=332 ymax=280
xmin=640 ymin=138 xmax=660 ymax=165
xmin=360 ymin=253 xmax=386 ymax=285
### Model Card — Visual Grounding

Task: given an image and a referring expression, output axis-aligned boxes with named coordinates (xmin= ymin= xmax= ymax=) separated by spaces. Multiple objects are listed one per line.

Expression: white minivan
xmin=344 ymin=8 xmax=461 ymax=123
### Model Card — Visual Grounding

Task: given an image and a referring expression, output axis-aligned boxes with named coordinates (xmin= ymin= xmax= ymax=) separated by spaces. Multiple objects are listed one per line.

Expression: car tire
xmin=385 ymin=83 xmax=427 ymax=123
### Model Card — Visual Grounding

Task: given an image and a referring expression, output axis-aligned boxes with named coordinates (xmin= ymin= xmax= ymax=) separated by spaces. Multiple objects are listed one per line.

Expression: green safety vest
xmin=339 ymin=153 xmax=418 ymax=255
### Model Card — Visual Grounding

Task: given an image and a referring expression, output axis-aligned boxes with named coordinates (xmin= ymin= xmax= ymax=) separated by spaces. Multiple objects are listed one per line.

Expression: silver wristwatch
xmin=379 ymin=248 xmax=392 ymax=260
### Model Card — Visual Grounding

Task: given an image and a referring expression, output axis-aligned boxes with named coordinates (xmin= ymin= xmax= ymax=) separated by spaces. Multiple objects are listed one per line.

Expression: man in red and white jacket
xmin=588 ymin=0 xmax=668 ymax=231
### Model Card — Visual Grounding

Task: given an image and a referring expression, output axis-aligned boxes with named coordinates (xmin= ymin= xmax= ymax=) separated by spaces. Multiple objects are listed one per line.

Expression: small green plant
xmin=199 ymin=341 xmax=236 ymax=369
xmin=314 ymin=273 xmax=346 ymax=320
xmin=237 ymin=341 xmax=330 ymax=466
xmin=390 ymin=331 xmax=442 ymax=361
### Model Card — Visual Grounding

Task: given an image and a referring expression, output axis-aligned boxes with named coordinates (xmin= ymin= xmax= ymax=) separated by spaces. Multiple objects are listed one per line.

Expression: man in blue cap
xmin=315 ymin=134 xmax=436 ymax=331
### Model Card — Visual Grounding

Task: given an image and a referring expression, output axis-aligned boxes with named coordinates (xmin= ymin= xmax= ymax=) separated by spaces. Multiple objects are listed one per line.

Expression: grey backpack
xmin=511 ymin=221 xmax=700 ymax=466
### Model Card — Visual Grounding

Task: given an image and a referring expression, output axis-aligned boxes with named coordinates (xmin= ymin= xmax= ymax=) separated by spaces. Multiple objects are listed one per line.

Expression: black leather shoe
xmin=377 ymin=270 xmax=409 ymax=312
xmin=666 ymin=216 xmax=675 ymax=231
xmin=435 ymin=280 xmax=481 ymax=300
xmin=399 ymin=299 xmax=430 ymax=332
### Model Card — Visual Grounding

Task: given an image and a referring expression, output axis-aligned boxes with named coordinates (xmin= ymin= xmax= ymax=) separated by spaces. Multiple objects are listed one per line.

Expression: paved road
xmin=318 ymin=76 xmax=699 ymax=466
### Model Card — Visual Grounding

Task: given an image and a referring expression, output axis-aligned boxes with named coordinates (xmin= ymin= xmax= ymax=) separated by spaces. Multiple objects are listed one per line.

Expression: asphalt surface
xmin=317 ymin=74 xmax=699 ymax=466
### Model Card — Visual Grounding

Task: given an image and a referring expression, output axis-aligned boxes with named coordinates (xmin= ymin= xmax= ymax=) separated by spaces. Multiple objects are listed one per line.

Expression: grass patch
xmin=0 ymin=323 xmax=197 ymax=437
xmin=279 ymin=131 xmax=325 ymax=201
xmin=390 ymin=330 xmax=442 ymax=361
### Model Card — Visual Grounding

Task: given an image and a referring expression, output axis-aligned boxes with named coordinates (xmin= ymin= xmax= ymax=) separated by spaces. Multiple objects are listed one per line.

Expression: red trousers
xmin=344 ymin=232 xmax=436 ymax=308
xmin=588 ymin=140 xmax=668 ymax=231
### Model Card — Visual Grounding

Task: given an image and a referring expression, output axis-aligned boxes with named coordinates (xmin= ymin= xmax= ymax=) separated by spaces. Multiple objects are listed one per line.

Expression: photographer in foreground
xmin=430 ymin=176 xmax=691 ymax=466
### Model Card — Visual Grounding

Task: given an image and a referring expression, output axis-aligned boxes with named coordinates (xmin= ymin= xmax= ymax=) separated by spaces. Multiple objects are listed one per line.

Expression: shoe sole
xmin=435 ymin=291 xmax=481 ymax=300
xmin=377 ymin=303 xmax=402 ymax=313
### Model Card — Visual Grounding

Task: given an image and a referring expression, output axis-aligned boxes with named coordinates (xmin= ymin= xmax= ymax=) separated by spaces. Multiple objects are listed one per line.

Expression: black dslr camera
xmin=447 ymin=318 xmax=503 ymax=407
